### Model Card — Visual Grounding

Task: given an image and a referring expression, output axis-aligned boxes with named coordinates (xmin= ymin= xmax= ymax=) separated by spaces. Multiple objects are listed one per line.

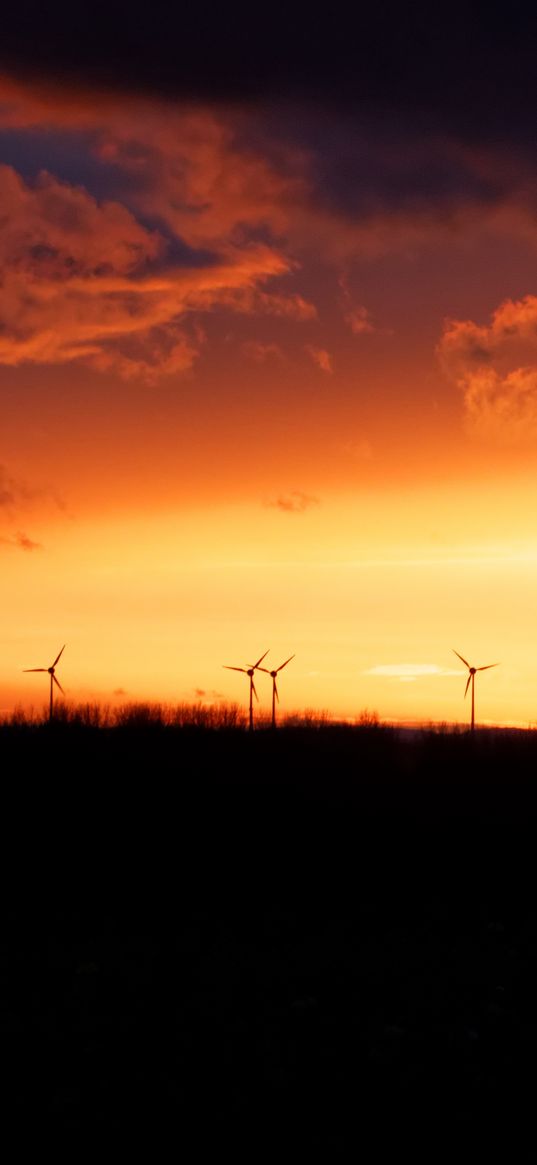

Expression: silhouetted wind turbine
xmin=24 ymin=645 xmax=66 ymax=720
xmin=223 ymin=650 xmax=269 ymax=731
xmin=453 ymin=649 xmax=499 ymax=733
xmin=258 ymin=654 xmax=295 ymax=728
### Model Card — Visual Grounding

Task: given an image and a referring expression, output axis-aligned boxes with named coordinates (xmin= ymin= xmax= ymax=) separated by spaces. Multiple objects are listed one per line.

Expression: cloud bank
xmin=6 ymin=76 xmax=537 ymax=387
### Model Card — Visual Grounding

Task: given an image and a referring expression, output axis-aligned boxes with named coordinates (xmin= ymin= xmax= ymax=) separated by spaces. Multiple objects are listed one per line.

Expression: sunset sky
xmin=2 ymin=6 xmax=537 ymax=724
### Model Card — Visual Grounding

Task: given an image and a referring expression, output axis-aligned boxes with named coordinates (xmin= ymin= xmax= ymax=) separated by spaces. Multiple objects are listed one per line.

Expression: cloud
xmin=266 ymin=491 xmax=320 ymax=513
xmin=0 ymin=465 xmax=17 ymax=508
xmin=0 ymin=88 xmax=320 ymax=382
xmin=0 ymin=463 xmax=32 ymax=508
xmin=306 ymin=346 xmax=333 ymax=373
xmin=365 ymin=663 xmax=463 ymax=681
xmin=14 ymin=530 xmax=41 ymax=551
xmin=8 ymin=72 xmax=537 ymax=398
xmin=0 ymin=163 xmax=311 ymax=381
xmin=342 ymin=439 xmax=373 ymax=461
xmin=344 ymin=305 xmax=375 ymax=335
xmin=3 ymin=8 xmax=537 ymax=154
xmin=338 ymin=276 xmax=376 ymax=335
xmin=241 ymin=340 xmax=285 ymax=363
xmin=194 ymin=688 xmax=223 ymax=699
xmin=4 ymin=75 xmax=528 ymax=279
xmin=0 ymin=462 xmax=67 ymax=527
xmin=0 ymin=529 xmax=42 ymax=551
xmin=438 ymin=294 xmax=537 ymax=439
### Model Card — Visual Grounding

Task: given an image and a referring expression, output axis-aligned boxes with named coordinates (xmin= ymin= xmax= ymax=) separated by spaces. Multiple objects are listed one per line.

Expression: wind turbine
xmin=258 ymin=654 xmax=295 ymax=728
xmin=223 ymin=650 xmax=269 ymax=731
xmin=453 ymin=649 xmax=499 ymax=733
xmin=24 ymin=645 xmax=66 ymax=721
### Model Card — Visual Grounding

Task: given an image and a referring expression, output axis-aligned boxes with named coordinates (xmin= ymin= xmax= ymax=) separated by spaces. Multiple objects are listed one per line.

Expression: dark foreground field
xmin=2 ymin=721 xmax=537 ymax=1151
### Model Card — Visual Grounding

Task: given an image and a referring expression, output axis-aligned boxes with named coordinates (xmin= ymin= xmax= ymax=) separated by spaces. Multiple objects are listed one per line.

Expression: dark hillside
xmin=2 ymin=723 xmax=537 ymax=1150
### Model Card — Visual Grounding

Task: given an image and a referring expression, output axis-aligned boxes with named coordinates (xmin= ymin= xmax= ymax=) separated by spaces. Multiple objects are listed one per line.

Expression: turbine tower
xmin=258 ymin=654 xmax=295 ymax=728
xmin=453 ymin=649 xmax=498 ymax=733
xmin=223 ymin=650 xmax=269 ymax=731
xmin=24 ymin=645 xmax=66 ymax=721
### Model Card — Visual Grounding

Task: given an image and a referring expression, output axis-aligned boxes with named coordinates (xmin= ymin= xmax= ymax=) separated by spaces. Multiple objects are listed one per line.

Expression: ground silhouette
xmin=1 ymin=716 xmax=537 ymax=1151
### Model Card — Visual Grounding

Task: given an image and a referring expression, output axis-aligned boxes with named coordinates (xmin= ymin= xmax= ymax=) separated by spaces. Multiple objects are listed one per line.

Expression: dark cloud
xmin=2 ymin=4 xmax=537 ymax=143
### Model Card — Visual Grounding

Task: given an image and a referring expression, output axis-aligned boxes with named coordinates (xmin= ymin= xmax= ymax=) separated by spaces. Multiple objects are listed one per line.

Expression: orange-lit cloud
xmin=0 ymin=461 xmax=55 ymax=514
xmin=0 ymin=464 xmax=24 ymax=508
xmin=338 ymin=275 xmax=376 ymax=335
xmin=0 ymin=79 xmax=321 ymax=380
xmin=0 ymin=163 xmax=313 ymax=381
xmin=439 ymin=295 xmax=537 ymax=439
xmin=306 ymin=346 xmax=333 ymax=373
xmin=342 ymin=439 xmax=373 ymax=461
xmin=344 ymin=305 xmax=375 ymax=335
xmin=8 ymin=74 xmax=537 ymax=275
xmin=241 ymin=340 xmax=285 ymax=362
xmin=0 ymin=530 xmax=42 ymax=551
xmin=265 ymin=491 xmax=320 ymax=513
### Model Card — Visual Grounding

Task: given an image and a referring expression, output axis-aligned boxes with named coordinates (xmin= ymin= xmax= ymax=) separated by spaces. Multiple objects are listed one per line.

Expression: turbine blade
xmin=477 ymin=663 xmax=499 ymax=671
xmin=252 ymin=678 xmax=259 ymax=701
xmin=276 ymin=654 xmax=295 ymax=672
xmin=223 ymin=666 xmax=247 ymax=673
xmin=453 ymin=649 xmax=470 ymax=668
xmin=464 ymin=674 xmax=471 ymax=698
xmin=253 ymin=650 xmax=270 ymax=668
xmin=53 ymin=675 xmax=65 ymax=694
xmin=257 ymin=667 xmax=270 ymax=674
xmin=23 ymin=668 xmax=47 ymax=672
xmin=52 ymin=644 xmax=66 ymax=668
xmin=274 ymin=679 xmax=279 ymax=703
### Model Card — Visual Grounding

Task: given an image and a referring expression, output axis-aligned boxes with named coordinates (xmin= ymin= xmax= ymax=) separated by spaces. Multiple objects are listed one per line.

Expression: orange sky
xmin=2 ymin=75 xmax=537 ymax=725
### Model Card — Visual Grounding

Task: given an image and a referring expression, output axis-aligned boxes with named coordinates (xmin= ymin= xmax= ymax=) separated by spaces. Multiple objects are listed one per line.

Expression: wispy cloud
xmin=344 ymin=305 xmax=375 ymax=335
xmin=341 ymin=438 xmax=373 ymax=461
xmin=0 ymin=529 xmax=42 ymax=551
xmin=0 ymin=463 xmax=32 ymax=508
xmin=0 ymin=461 xmax=66 ymax=523
xmin=241 ymin=340 xmax=285 ymax=363
xmin=265 ymin=491 xmax=320 ymax=513
xmin=306 ymin=346 xmax=333 ymax=373
xmin=338 ymin=274 xmax=381 ymax=336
